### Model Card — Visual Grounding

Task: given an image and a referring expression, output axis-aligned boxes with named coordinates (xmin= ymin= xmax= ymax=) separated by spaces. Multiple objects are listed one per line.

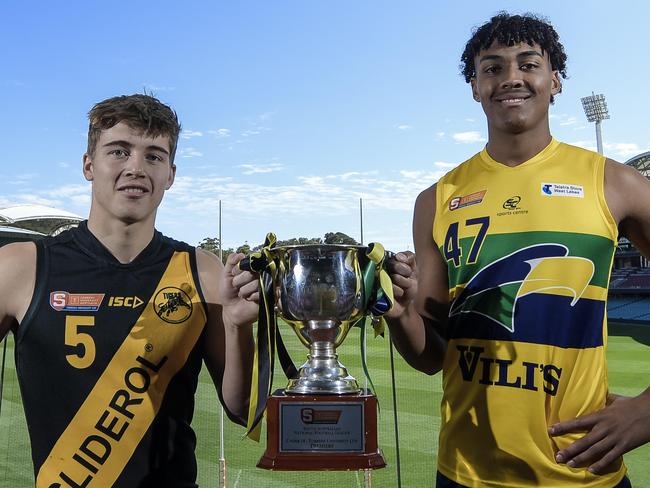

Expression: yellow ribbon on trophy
xmin=356 ymin=242 xmax=395 ymax=397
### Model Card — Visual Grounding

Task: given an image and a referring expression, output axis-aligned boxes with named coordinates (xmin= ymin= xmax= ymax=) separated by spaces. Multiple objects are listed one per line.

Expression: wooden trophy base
xmin=257 ymin=389 xmax=386 ymax=471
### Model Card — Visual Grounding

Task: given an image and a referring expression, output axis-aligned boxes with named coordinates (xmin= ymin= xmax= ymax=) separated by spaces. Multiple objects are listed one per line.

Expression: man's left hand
xmin=218 ymin=252 xmax=259 ymax=328
xmin=549 ymin=388 xmax=650 ymax=474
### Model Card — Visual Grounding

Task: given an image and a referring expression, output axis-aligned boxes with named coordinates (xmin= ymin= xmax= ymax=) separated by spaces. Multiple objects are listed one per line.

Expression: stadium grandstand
xmin=0 ymin=204 xmax=83 ymax=237
xmin=607 ymin=152 xmax=650 ymax=324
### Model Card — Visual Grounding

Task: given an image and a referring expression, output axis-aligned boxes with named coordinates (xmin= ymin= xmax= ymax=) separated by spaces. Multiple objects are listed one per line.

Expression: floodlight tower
xmin=581 ymin=92 xmax=610 ymax=154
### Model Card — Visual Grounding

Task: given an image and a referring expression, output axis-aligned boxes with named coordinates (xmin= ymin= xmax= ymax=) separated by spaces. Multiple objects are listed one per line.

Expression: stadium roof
xmin=625 ymin=151 xmax=650 ymax=178
xmin=0 ymin=204 xmax=83 ymax=236
xmin=0 ymin=225 xmax=46 ymax=238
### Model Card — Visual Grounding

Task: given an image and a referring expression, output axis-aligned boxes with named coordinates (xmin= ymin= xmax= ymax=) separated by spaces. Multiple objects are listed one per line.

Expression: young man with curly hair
xmin=0 ymin=94 xmax=259 ymax=487
xmin=387 ymin=12 xmax=650 ymax=487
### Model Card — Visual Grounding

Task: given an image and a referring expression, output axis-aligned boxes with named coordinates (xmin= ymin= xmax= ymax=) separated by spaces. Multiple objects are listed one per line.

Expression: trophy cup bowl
xmin=275 ymin=244 xmax=366 ymax=395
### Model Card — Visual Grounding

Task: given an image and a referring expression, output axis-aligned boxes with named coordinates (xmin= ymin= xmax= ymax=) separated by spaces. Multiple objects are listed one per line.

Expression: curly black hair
xmin=460 ymin=12 xmax=568 ymax=87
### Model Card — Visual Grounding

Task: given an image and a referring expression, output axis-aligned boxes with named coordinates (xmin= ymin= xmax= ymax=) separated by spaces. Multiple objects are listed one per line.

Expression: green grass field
xmin=1 ymin=322 xmax=648 ymax=487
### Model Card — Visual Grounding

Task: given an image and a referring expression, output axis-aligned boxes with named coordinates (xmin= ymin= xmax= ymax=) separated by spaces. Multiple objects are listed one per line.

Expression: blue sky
xmin=1 ymin=0 xmax=648 ymax=252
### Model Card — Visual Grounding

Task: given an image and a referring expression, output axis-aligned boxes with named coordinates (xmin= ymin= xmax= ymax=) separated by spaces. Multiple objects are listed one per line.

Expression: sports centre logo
xmin=154 ymin=287 xmax=193 ymax=324
xmin=502 ymin=196 xmax=521 ymax=210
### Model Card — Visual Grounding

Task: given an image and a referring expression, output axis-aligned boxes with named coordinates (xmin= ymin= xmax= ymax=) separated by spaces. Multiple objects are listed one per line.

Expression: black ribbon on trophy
xmin=239 ymin=232 xmax=394 ymax=441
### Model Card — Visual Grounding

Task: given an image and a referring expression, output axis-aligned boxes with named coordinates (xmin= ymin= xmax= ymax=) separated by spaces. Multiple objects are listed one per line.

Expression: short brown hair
xmin=87 ymin=94 xmax=182 ymax=162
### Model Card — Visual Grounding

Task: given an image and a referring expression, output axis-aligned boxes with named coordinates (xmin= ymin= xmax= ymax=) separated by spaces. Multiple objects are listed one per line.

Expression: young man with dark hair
xmin=387 ymin=12 xmax=650 ymax=487
xmin=0 ymin=94 xmax=258 ymax=487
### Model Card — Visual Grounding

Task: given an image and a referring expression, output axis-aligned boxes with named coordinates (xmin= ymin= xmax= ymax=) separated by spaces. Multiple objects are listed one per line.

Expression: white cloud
xmin=567 ymin=140 xmax=595 ymax=149
xmin=239 ymin=162 xmax=284 ymax=175
xmin=399 ymin=170 xmax=441 ymax=180
xmin=396 ymin=124 xmax=412 ymax=131
xmin=551 ymin=113 xmax=582 ymax=127
xmin=434 ymin=161 xmax=458 ymax=168
xmin=559 ymin=116 xmax=578 ymax=126
xmin=71 ymin=194 xmax=91 ymax=205
xmin=45 ymin=184 xmax=90 ymax=198
xmin=452 ymin=131 xmax=486 ymax=144
xmin=142 ymin=84 xmax=175 ymax=92
xmin=604 ymin=142 xmax=650 ymax=159
xmin=178 ymin=147 xmax=203 ymax=158
xmin=241 ymin=126 xmax=270 ymax=137
xmin=181 ymin=130 xmax=203 ymax=140
xmin=208 ymin=129 xmax=231 ymax=138
xmin=567 ymin=140 xmax=649 ymax=160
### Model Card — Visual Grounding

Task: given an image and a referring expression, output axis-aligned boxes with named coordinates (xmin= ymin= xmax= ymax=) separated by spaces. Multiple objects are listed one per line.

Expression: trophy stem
xmin=286 ymin=320 xmax=359 ymax=395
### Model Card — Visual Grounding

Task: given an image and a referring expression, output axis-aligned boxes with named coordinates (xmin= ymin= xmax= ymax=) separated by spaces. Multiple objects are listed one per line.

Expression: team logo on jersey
xmin=449 ymin=190 xmax=487 ymax=211
xmin=541 ymin=183 xmax=584 ymax=198
xmin=154 ymin=287 xmax=193 ymax=324
xmin=50 ymin=291 xmax=105 ymax=312
xmin=450 ymin=244 xmax=594 ymax=332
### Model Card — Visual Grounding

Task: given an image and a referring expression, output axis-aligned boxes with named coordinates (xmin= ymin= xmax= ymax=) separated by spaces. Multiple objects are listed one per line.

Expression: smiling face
xmin=471 ymin=41 xmax=561 ymax=137
xmin=83 ymin=122 xmax=176 ymax=227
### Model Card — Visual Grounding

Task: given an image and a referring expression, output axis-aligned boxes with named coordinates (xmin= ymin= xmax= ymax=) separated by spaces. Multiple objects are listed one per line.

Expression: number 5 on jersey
xmin=443 ymin=216 xmax=490 ymax=267
xmin=65 ymin=315 xmax=95 ymax=369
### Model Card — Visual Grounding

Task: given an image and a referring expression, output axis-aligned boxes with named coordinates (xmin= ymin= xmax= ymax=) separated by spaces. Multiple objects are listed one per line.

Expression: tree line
xmin=198 ymin=232 xmax=360 ymax=262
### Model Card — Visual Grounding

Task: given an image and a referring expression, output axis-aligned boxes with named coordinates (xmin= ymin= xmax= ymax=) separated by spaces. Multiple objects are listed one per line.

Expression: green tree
xmin=323 ymin=232 xmax=359 ymax=245
xmin=198 ymin=237 xmax=236 ymax=263
xmin=197 ymin=237 xmax=221 ymax=254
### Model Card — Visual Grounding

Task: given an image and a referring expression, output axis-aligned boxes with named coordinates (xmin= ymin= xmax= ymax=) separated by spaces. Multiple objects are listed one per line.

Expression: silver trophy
xmin=275 ymin=245 xmax=367 ymax=395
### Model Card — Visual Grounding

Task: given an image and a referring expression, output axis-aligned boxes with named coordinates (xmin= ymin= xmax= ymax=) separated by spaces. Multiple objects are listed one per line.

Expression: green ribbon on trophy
xmin=240 ymin=233 xmax=394 ymax=441
xmin=355 ymin=242 xmax=395 ymax=397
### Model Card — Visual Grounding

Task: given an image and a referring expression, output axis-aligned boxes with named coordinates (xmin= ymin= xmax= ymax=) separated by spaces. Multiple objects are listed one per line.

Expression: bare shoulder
xmin=0 ymin=241 xmax=37 ymax=285
xmin=0 ymin=241 xmax=37 ymax=328
xmin=414 ymin=184 xmax=437 ymax=214
xmin=605 ymin=158 xmax=650 ymax=223
xmin=195 ymin=246 xmax=224 ymax=270
xmin=412 ymin=183 xmax=450 ymax=318
xmin=195 ymin=247 xmax=224 ymax=302
xmin=413 ymin=183 xmax=436 ymax=231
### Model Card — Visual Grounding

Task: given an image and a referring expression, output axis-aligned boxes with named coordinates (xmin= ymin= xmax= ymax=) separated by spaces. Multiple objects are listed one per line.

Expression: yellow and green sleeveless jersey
xmin=432 ymin=139 xmax=626 ymax=487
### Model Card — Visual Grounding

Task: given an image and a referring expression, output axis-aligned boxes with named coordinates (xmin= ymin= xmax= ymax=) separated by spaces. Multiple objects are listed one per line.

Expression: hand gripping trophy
xmin=240 ymin=233 xmax=394 ymax=470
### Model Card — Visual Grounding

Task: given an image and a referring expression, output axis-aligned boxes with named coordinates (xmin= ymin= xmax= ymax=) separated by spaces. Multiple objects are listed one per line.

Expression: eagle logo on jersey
xmin=154 ymin=286 xmax=193 ymax=324
xmin=449 ymin=244 xmax=594 ymax=332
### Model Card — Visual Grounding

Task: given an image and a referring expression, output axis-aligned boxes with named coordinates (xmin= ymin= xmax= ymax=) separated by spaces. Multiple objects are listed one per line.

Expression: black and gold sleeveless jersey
xmin=15 ymin=221 xmax=209 ymax=487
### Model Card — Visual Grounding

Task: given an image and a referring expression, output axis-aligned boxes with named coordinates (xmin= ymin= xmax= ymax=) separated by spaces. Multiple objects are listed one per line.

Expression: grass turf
xmin=1 ymin=321 xmax=648 ymax=487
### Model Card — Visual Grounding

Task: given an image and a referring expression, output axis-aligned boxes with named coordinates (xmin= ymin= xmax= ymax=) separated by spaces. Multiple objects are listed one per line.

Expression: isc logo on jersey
xmin=108 ymin=296 xmax=144 ymax=309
